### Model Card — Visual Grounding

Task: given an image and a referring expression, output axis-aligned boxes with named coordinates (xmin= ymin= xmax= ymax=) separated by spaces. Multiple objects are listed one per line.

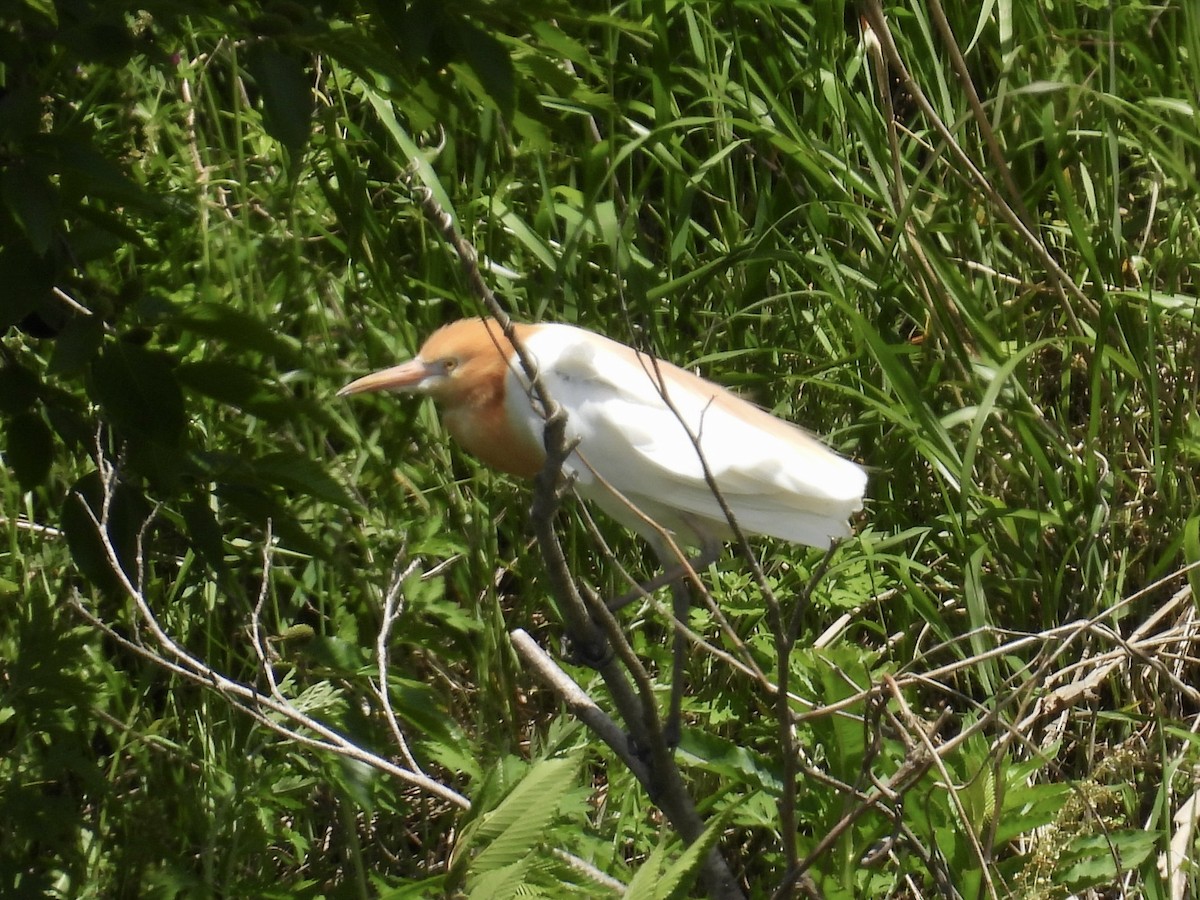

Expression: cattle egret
xmin=340 ymin=317 xmax=867 ymax=744
xmin=339 ymin=318 xmax=867 ymax=551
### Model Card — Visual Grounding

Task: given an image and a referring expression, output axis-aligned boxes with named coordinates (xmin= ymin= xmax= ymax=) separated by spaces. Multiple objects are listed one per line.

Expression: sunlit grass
xmin=1 ymin=1 xmax=1198 ymax=896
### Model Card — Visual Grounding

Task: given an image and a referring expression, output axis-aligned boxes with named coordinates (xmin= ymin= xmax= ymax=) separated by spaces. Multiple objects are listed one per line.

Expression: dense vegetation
xmin=2 ymin=0 xmax=1198 ymax=896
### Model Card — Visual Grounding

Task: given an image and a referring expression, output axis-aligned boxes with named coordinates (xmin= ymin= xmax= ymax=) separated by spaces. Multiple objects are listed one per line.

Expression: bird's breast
xmin=441 ymin=384 xmax=546 ymax=479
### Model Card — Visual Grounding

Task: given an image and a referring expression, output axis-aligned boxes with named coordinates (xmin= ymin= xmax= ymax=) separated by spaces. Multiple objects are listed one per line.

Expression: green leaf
xmin=181 ymin=495 xmax=225 ymax=571
xmin=174 ymin=302 xmax=301 ymax=364
xmin=373 ymin=875 xmax=448 ymax=898
xmin=467 ymin=860 xmax=529 ymax=900
xmin=304 ymin=636 xmax=370 ymax=671
xmin=626 ymin=806 xmax=733 ymax=900
xmin=2 ymin=163 xmax=59 ymax=254
xmin=215 ymin=484 xmax=326 ymax=558
xmin=1056 ymin=831 xmax=1158 ymax=888
xmin=386 ymin=676 xmax=464 ymax=748
xmin=273 ymin=623 xmax=316 ymax=643
xmin=61 ymin=470 xmax=152 ymax=593
xmin=48 ymin=315 xmax=105 ymax=376
xmin=0 ymin=85 xmax=43 ymax=144
xmin=20 ymin=0 xmax=57 ymax=26
xmin=364 ymin=88 xmax=458 ymax=229
xmin=992 ymin=782 xmax=1071 ymax=845
xmin=809 ymin=647 xmax=871 ymax=783
xmin=1184 ymin=515 xmax=1200 ymax=605
xmin=0 ymin=364 xmax=39 ymax=416
xmin=5 ymin=411 xmax=54 ymax=490
xmin=381 ymin=0 xmax=441 ymax=64
xmin=91 ymin=342 xmax=185 ymax=445
xmin=451 ymin=22 xmax=515 ymax=118
xmin=248 ymin=45 xmax=314 ymax=156
xmin=678 ymin=729 xmax=782 ymax=793
xmin=55 ymin=138 xmax=175 ymax=216
xmin=0 ymin=238 xmax=54 ymax=331
xmin=452 ymin=756 xmax=578 ymax=888
xmin=530 ymin=21 xmax=597 ymax=74
xmin=251 ymin=451 xmax=357 ymax=509
xmin=177 ymin=360 xmax=292 ymax=423
xmin=43 ymin=397 xmax=91 ymax=450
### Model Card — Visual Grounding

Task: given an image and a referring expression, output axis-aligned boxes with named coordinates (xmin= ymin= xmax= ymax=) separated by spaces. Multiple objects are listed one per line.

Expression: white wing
xmin=511 ymin=325 xmax=866 ymax=548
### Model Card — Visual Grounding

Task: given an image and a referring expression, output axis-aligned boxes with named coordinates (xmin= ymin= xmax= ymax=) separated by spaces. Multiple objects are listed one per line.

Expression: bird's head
xmin=338 ymin=318 xmax=512 ymax=407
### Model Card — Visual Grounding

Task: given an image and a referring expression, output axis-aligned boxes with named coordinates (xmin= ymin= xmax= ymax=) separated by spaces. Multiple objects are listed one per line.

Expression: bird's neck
xmin=439 ymin=366 xmax=545 ymax=478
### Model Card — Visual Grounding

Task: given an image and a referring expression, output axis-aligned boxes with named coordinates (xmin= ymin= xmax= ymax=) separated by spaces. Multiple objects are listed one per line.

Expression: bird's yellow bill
xmin=337 ymin=360 xmax=432 ymax=396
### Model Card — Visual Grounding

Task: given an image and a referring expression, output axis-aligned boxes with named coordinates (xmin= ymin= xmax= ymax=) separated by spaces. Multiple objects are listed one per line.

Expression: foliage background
xmin=2 ymin=0 xmax=1199 ymax=896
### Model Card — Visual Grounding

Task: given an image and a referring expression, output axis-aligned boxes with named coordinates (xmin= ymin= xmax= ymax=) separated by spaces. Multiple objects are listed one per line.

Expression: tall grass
xmin=2 ymin=0 xmax=1198 ymax=896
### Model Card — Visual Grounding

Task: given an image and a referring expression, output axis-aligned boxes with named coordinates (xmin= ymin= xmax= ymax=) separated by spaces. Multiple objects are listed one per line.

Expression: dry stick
xmin=771 ymin=629 xmax=1096 ymax=890
xmin=575 ymin=492 xmax=844 ymax=718
xmin=623 ymin=351 xmax=863 ymax=882
xmin=249 ymin=522 xmax=291 ymax=699
xmin=786 ymin=545 xmax=838 ymax=648
xmin=549 ymin=847 xmax=627 ymax=895
xmin=76 ymin=512 xmax=623 ymax=893
xmin=861 ymin=1 xmax=1098 ymax=328
xmin=376 ymin=552 xmax=429 ymax=775
xmin=574 ymin=454 xmax=766 ymax=687
xmin=792 ymin=549 xmax=1184 ymax=889
xmin=583 ymin=520 xmax=763 ymax=691
xmin=407 ymin=177 xmax=744 ymax=899
xmin=72 ymin=469 xmax=470 ymax=810
xmin=576 ymin=499 xmax=718 ymax=614
xmin=886 ymin=676 xmax=1001 ymax=900
xmin=782 ymin=578 xmax=1200 ymax=891
xmin=572 ymin=453 xmax=761 ymax=684
xmin=510 ymin=628 xmax=650 ymax=783
xmin=892 ymin=610 xmax=1181 ymax=883
xmin=647 ymin=366 xmax=817 ymax=877
xmin=575 ymin=505 xmax=777 ymax=710
xmin=866 ymin=560 xmax=1200 ymax=731
xmin=768 ymin=541 xmax=839 ymax=892
xmin=0 ymin=516 xmax=64 ymax=537
xmin=770 ymin=727 xmax=935 ymax=900
xmin=406 ymin=179 xmax=657 ymax=752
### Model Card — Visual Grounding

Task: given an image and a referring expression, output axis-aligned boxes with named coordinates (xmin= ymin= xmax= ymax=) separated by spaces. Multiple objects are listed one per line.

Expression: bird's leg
xmin=652 ymin=538 xmax=720 ymax=749
xmin=664 ymin=576 xmax=690 ymax=747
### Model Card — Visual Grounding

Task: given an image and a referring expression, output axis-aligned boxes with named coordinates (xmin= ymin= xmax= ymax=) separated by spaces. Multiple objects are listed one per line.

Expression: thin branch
xmin=510 ymin=628 xmax=649 ymax=781
xmin=887 ymin=676 xmax=1000 ymax=899
xmin=72 ymin=447 xmax=469 ymax=811
xmin=376 ymin=550 xmax=427 ymax=775
xmin=0 ymin=516 xmax=64 ymax=537
xmin=405 ymin=170 xmax=745 ymax=899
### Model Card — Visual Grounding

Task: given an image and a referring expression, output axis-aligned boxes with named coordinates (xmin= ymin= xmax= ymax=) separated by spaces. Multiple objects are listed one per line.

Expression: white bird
xmin=341 ymin=317 xmax=867 ymax=744
xmin=338 ymin=318 xmax=866 ymax=553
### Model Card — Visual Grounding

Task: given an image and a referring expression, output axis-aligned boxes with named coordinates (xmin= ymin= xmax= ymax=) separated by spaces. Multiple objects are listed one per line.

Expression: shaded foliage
xmin=2 ymin=0 xmax=1199 ymax=896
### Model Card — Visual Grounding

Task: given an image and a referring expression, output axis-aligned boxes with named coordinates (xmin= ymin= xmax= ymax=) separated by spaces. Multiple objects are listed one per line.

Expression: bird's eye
xmin=442 ymin=358 xmax=458 ymax=373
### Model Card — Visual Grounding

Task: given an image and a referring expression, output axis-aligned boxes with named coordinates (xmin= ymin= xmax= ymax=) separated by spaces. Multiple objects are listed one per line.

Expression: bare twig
xmin=376 ymin=550 xmax=427 ymax=774
xmin=405 ymin=170 xmax=745 ymax=899
xmin=510 ymin=628 xmax=649 ymax=781
xmin=888 ymin=676 xmax=1000 ymax=899
xmin=0 ymin=516 xmax=63 ymax=537
xmin=71 ymin=446 xmax=470 ymax=811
